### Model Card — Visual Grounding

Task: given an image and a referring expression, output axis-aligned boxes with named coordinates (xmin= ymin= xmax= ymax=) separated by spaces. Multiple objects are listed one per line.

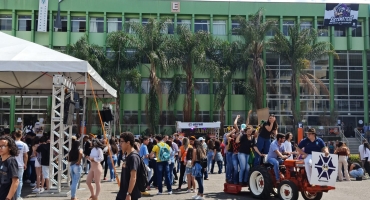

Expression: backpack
xmin=132 ymin=152 xmax=149 ymax=192
xmin=157 ymin=143 xmax=170 ymax=162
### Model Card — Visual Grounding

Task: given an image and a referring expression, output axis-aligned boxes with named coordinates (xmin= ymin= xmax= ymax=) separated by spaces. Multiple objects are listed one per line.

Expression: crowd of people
xmin=0 ymin=113 xmax=369 ymax=200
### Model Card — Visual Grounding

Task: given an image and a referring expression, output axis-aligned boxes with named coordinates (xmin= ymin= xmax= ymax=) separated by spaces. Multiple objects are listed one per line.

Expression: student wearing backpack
xmin=150 ymin=135 xmax=172 ymax=195
xmin=116 ymin=132 xmax=142 ymax=200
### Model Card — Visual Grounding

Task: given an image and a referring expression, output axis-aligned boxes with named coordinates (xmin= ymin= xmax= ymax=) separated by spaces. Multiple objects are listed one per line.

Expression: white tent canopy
xmin=0 ymin=32 xmax=116 ymax=98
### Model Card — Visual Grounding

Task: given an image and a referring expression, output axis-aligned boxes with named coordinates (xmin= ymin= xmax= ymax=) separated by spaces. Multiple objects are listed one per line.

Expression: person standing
xmin=149 ymin=135 xmax=172 ymax=195
xmin=358 ymin=139 xmax=367 ymax=172
xmin=0 ymin=136 xmax=20 ymax=200
xmin=13 ymin=130 xmax=29 ymax=200
xmin=335 ymin=142 xmax=351 ymax=181
xmin=116 ymin=132 xmax=141 ymax=200
xmin=176 ymin=137 xmax=191 ymax=191
xmin=139 ymin=137 xmax=150 ymax=196
xmin=36 ymin=136 xmax=50 ymax=192
xmin=191 ymin=140 xmax=206 ymax=200
xmin=83 ymin=136 xmax=92 ymax=174
xmin=254 ymin=114 xmax=278 ymax=166
xmin=86 ymin=139 xmax=105 ymax=200
xmin=107 ymin=139 xmax=118 ymax=182
xmin=68 ymin=141 xmax=83 ymax=200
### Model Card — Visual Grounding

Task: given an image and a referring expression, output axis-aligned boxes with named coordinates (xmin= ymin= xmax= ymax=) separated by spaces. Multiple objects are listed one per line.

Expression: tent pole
xmin=82 ymin=72 xmax=87 ymax=135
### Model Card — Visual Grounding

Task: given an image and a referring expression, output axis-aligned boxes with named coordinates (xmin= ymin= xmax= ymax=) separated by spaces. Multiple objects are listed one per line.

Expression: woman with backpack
xmin=191 ymin=140 xmax=207 ymax=200
xmin=166 ymin=141 xmax=176 ymax=185
xmin=107 ymin=139 xmax=118 ymax=182
xmin=86 ymin=139 xmax=105 ymax=200
xmin=185 ymin=147 xmax=196 ymax=193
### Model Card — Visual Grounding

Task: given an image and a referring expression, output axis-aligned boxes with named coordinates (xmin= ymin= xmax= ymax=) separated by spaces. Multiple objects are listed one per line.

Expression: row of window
xmin=0 ymin=14 xmax=363 ymax=37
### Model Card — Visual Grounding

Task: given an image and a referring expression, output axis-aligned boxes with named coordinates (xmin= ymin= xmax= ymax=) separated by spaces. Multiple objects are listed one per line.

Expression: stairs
xmin=346 ymin=137 xmax=361 ymax=154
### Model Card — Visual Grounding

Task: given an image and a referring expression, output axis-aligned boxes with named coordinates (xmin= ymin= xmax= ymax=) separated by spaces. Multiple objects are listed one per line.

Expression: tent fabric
xmin=0 ymin=32 xmax=116 ymax=98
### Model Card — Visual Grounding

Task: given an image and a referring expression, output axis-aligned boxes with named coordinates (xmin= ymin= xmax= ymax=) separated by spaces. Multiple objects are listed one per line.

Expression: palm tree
xmin=235 ymin=9 xmax=276 ymax=109
xmin=205 ymin=40 xmax=247 ymax=130
xmin=130 ymin=18 xmax=170 ymax=134
xmin=104 ymin=31 xmax=141 ymax=135
xmin=167 ymin=25 xmax=214 ymax=122
xmin=268 ymin=23 xmax=336 ymax=131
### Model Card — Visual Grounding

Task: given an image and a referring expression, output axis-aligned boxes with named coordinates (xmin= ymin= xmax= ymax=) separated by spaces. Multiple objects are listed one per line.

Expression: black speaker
xmin=99 ymin=109 xmax=113 ymax=123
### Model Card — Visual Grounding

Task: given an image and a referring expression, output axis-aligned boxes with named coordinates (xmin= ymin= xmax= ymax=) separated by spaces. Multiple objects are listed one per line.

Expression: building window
xmin=125 ymin=18 xmax=139 ymax=33
xmin=194 ymin=19 xmax=209 ymax=32
xmin=106 ymin=47 xmax=114 ymax=59
xmin=352 ymin=22 xmax=362 ymax=37
xmin=283 ymin=20 xmax=294 ymax=36
xmin=71 ymin=17 xmax=86 ymax=32
xmin=142 ymin=18 xmax=149 ymax=26
xmin=107 ymin=17 xmax=122 ymax=33
xmin=18 ymin=15 xmax=31 ymax=31
xmin=161 ymin=19 xmax=174 ymax=34
xmin=232 ymin=79 xmax=245 ymax=95
xmin=124 ymin=81 xmax=137 ymax=94
xmin=317 ymin=20 xmax=328 ymax=37
xmin=334 ymin=26 xmax=346 ymax=37
xmin=213 ymin=20 xmax=226 ymax=35
xmin=194 ymin=79 xmax=209 ymax=94
xmin=266 ymin=22 xmax=278 ymax=36
xmin=300 ymin=21 xmax=312 ymax=30
xmin=123 ymin=111 xmax=138 ymax=124
xmin=141 ymin=78 xmax=150 ymax=94
xmin=89 ymin=17 xmax=104 ymax=33
xmin=54 ymin=16 xmax=67 ymax=32
xmin=231 ymin=20 xmax=240 ymax=35
xmin=35 ymin=16 xmax=50 ymax=32
xmin=177 ymin=19 xmax=191 ymax=30
xmin=0 ymin=15 xmax=12 ymax=31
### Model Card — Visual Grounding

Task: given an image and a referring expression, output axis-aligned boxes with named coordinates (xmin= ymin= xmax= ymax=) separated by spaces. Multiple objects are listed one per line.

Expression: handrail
xmin=354 ymin=128 xmax=366 ymax=142
xmin=339 ymin=128 xmax=349 ymax=145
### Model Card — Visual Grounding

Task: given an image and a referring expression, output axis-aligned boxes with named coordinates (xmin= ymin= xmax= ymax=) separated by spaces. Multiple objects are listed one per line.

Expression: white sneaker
xmin=17 ymin=197 xmax=24 ymax=200
xmin=32 ymin=188 xmax=40 ymax=193
xmin=168 ymin=191 xmax=172 ymax=195
xmin=192 ymin=195 xmax=199 ymax=199
xmin=195 ymin=196 xmax=204 ymax=200
xmin=30 ymin=183 xmax=36 ymax=187
xmin=39 ymin=188 xmax=45 ymax=193
xmin=157 ymin=192 xmax=162 ymax=195
xmin=187 ymin=189 xmax=191 ymax=193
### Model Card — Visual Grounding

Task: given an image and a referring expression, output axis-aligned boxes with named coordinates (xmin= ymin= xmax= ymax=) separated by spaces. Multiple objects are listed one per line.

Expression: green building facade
xmin=0 ymin=0 xmax=370 ymax=134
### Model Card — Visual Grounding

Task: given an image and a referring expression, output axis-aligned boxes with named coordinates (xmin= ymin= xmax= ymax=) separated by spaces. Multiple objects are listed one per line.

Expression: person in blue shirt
xmin=139 ymin=137 xmax=151 ymax=196
xmin=296 ymin=128 xmax=329 ymax=184
xmin=267 ymin=133 xmax=289 ymax=184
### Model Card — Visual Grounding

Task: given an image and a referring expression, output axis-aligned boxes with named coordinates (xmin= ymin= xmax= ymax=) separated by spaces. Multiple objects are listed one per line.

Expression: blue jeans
xmin=207 ymin=151 xmax=214 ymax=173
xmin=70 ymin=164 xmax=82 ymax=198
xmin=156 ymin=161 xmax=172 ymax=193
xmin=267 ymin=157 xmax=283 ymax=181
xmin=350 ymin=168 xmax=364 ymax=178
xmin=169 ymin=162 xmax=174 ymax=184
xmin=254 ymin=137 xmax=271 ymax=166
xmin=238 ymin=152 xmax=250 ymax=183
xmin=195 ymin=168 xmax=204 ymax=194
xmin=16 ymin=168 xmax=24 ymax=198
xmin=107 ymin=155 xmax=117 ymax=180
xmin=232 ymin=153 xmax=239 ymax=184
xmin=226 ymin=152 xmax=233 ymax=182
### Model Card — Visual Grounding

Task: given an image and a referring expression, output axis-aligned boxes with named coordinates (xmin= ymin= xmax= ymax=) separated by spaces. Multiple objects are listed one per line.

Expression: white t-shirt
xmin=15 ymin=140 xmax=29 ymax=168
xmin=283 ymin=140 xmax=293 ymax=160
xmin=359 ymin=144 xmax=365 ymax=160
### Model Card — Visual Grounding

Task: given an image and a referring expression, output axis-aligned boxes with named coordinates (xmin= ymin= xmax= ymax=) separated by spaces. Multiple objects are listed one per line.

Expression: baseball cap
xmin=198 ymin=137 xmax=204 ymax=141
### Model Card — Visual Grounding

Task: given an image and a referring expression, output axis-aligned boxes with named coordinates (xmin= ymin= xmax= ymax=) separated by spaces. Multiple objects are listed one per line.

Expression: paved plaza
xmin=21 ymin=165 xmax=370 ymax=200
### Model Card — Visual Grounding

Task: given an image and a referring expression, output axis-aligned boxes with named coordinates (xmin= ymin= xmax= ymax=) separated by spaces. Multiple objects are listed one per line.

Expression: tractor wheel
xmin=248 ymin=165 xmax=273 ymax=199
xmin=277 ymin=180 xmax=299 ymax=200
xmin=301 ymin=191 xmax=323 ymax=200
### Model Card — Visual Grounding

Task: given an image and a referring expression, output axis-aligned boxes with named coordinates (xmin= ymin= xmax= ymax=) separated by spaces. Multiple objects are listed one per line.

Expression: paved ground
xmin=22 ymin=166 xmax=369 ymax=200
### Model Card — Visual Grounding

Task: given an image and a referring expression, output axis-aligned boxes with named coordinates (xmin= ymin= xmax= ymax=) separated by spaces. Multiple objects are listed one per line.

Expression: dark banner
xmin=324 ymin=3 xmax=359 ymax=27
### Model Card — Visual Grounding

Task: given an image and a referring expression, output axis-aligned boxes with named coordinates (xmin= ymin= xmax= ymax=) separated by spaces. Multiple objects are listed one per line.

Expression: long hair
xmin=193 ymin=140 xmax=205 ymax=160
xmin=109 ymin=139 xmax=118 ymax=154
xmin=68 ymin=141 xmax=80 ymax=162
xmin=0 ymin=136 xmax=18 ymax=157
xmin=166 ymin=141 xmax=174 ymax=151
xmin=92 ymin=139 xmax=105 ymax=149
xmin=186 ymin=147 xmax=193 ymax=161
xmin=364 ymin=143 xmax=370 ymax=154
xmin=182 ymin=137 xmax=189 ymax=149
xmin=207 ymin=139 xmax=215 ymax=150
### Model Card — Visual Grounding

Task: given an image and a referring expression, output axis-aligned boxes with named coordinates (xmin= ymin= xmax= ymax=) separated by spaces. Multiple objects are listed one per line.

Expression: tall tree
xmin=167 ymin=25 xmax=214 ymax=122
xmin=235 ymin=9 xmax=276 ymax=109
xmin=105 ymin=31 xmax=141 ymax=135
xmin=130 ymin=18 xmax=170 ymax=134
xmin=268 ymin=23 xmax=336 ymax=131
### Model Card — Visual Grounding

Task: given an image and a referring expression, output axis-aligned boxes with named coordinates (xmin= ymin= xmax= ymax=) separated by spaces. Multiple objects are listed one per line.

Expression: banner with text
xmin=37 ymin=0 xmax=49 ymax=32
xmin=324 ymin=3 xmax=359 ymax=27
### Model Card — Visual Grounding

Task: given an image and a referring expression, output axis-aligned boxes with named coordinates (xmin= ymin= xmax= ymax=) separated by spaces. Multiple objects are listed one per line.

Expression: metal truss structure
xmin=49 ymin=74 xmax=75 ymax=193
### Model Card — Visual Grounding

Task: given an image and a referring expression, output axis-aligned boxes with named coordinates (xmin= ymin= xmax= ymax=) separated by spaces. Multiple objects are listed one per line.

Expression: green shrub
xmin=348 ymin=154 xmax=361 ymax=163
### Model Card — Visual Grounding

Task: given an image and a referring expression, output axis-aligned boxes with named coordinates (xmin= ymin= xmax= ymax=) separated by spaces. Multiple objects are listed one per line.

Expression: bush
xmin=348 ymin=154 xmax=361 ymax=163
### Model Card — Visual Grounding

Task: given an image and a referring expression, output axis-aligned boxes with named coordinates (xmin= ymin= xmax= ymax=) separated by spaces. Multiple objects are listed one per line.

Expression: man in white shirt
xmin=14 ymin=130 xmax=29 ymax=200
xmin=358 ymin=139 xmax=367 ymax=169
xmin=283 ymin=132 xmax=295 ymax=160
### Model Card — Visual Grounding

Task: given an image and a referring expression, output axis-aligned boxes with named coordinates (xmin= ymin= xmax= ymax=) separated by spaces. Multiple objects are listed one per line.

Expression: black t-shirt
xmin=259 ymin=122 xmax=276 ymax=139
xmin=353 ymin=163 xmax=361 ymax=170
xmin=84 ymin=141 xmax=92 ymax=156
xmin=214 ymin=146 xmax=221 ymax=152
xmin=238 ymin=134 xmax=255 ymax=154
xmin=116 ymin=151 xmax=141 ymax=200
xmin=0 ymin=156 xmax=19 ymax=200
xmin=174 ymin=139 xmax=182 ymax=148
xmin=36 ymin=143 xmax=50 ymax=166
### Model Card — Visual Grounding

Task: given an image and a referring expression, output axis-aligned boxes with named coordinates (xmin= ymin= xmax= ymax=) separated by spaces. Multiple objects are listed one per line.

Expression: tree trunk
xmin=184 ymin=62 xmax=193 ymax=122
xmin=291 ymin=67 xmax=298 ymax=136
xmin=220 ymin=102 xmax=225 ymax=138
xmin=115 ymin=86 xmax=121 ymax=136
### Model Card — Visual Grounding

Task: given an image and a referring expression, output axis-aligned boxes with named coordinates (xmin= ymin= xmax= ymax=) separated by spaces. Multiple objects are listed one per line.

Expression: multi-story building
xmin=0 ymin=0 xmax=369 ymax=135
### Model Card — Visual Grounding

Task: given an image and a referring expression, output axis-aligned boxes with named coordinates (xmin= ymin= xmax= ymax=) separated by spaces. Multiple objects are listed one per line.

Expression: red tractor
xmin=248 ymin=159 xmax=335 ymax=200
